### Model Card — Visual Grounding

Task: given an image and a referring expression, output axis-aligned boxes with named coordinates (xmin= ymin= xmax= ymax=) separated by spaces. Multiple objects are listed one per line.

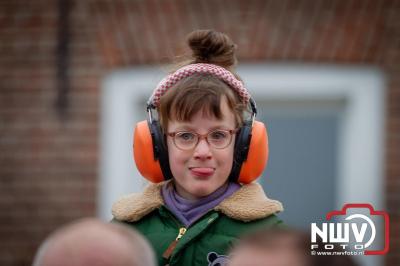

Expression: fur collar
xmin=112 ymin=181 xmax=283 ymax=223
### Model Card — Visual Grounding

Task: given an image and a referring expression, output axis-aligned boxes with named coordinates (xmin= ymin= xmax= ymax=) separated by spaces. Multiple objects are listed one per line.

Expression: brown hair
xmin=158 ymin=29 xmax=247 ymax=131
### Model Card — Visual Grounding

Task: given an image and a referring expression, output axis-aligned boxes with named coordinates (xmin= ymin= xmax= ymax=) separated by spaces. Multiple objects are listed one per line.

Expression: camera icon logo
xmin=311 ymin=203 xmax=390 ymax=255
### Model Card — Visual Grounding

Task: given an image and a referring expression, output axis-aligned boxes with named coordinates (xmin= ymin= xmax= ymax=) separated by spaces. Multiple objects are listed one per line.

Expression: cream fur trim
xmin=112 ymin=182 xmax=165 ymax=222
xmin=214 ymin=182 xmax=283 ymax=222
xmin=112 ymin=181 xmax=283 ymax=222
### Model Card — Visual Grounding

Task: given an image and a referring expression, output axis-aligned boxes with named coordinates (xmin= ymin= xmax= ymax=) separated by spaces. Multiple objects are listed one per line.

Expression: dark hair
xmin=158 ymin=29 xmax=246 ymax=131
xmin=187 ymin=29 xmax=237 ymax=70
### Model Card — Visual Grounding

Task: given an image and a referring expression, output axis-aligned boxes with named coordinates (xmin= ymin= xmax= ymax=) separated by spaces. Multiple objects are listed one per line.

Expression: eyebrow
xmin=174 ymin=124 xmax=232 ymax=132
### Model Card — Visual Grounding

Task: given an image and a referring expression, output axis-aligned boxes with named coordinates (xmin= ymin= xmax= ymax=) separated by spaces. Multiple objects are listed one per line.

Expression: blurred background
xmin=0 ymin=0 xmax=399 ymax=265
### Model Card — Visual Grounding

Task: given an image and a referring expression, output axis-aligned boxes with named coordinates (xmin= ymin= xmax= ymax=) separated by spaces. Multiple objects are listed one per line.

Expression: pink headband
xmin=149 ymin=63 xmax=251 ymax=107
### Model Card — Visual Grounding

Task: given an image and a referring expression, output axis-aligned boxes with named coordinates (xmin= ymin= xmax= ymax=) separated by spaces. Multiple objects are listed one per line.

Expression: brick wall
xmin=0 ymin=0 xmax=398 ymax=265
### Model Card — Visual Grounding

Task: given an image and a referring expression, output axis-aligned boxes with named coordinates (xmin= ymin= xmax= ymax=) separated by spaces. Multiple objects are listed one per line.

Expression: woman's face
xmin=166 ymin=98 xmax=236 ymax=200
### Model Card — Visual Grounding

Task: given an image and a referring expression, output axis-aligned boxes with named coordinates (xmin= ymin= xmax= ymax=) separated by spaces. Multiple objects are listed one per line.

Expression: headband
xmin=148 ymin=63 xmax=251 ymax=108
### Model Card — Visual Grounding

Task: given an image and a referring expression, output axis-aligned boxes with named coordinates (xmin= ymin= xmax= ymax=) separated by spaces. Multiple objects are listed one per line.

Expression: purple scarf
xmin=161 ymin=181 xmax=241 ymax=227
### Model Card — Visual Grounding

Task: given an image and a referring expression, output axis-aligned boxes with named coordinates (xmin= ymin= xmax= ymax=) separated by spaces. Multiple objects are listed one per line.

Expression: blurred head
xmin=33 ymin=218 xmax=156 ymax=266
xmin=229 ymin=228 xmax=311 ymax=266
xmin=229 ymin=228 xmax=359 ymax=266
xmin=158 ymin=29 xmax=247 ymax=200
xmin=310 ymin=236 xmax=359 ymax=266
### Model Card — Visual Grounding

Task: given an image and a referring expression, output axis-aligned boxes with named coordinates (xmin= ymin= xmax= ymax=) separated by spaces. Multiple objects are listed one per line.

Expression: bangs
xmin=171 ymin=87 xmax=225 ymax=122
xmin=158 ymin=74 xmax=246 ymax=131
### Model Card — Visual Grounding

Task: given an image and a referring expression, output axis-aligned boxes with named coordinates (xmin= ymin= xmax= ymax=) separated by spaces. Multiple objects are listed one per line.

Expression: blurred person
xmin=311 ymin=255 xmax=358 ymax=266
xmin=229 ymin=228 xmax=358 ymax=266
xmin=310 ymin=235 xmax=358 ymax=266
xmin=32 ymin=218 xmax=156 ymax=266
xmin=112 ymin=29 xmax=283 ymax=266
xmin=228 ymin=228 xmax=311 ymax=266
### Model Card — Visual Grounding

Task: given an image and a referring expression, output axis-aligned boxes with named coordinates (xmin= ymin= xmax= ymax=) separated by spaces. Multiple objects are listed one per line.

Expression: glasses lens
xmin=174 ymin=132 xmax=197 ymax=149
xmin=208 ymin=130 xmax=231 ymax=148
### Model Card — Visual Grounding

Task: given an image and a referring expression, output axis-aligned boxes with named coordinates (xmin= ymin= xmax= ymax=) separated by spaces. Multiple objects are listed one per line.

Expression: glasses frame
xmin=167 ymin=128 xmax=239 ymax=150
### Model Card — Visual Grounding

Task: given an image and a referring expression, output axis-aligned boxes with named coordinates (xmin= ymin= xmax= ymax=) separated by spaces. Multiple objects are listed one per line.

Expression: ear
xmin=238 ymin=121 xmax=269 ymax=184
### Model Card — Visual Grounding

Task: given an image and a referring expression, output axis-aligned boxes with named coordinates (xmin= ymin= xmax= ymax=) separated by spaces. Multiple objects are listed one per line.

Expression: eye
xmin=176 ymin=132 xmax=195 ymax=142
xmin=209 ymin=130 xmax=228 ymax=141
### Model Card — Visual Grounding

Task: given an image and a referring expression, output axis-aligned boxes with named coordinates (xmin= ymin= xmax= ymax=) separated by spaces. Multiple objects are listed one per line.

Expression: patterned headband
xmin=148 ymin=63 xmax=251 ymax=108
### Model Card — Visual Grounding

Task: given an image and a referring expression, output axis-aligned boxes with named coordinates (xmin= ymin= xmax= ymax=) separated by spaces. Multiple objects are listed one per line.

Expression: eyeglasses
xmin=167 ymin=129 xmax=238 ymax=150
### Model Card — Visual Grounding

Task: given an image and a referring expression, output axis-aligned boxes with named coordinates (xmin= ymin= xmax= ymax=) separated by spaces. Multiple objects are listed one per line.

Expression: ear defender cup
xmin=230 ymin=121 xmax=269 ymax=184
xmin=133 ymin=120 xmax=173 ymax=183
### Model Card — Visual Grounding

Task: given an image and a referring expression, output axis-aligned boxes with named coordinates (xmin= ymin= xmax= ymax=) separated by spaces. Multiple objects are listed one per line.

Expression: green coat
xmin=112 ymin=181 xmax=283 ymax=266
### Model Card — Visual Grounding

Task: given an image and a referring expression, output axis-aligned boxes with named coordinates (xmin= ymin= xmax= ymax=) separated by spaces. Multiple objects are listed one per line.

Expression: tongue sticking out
xmin=190 ymin=167 xmax=215 ymax=176
xmin=191 ymin=168 xmax=214 ymax=173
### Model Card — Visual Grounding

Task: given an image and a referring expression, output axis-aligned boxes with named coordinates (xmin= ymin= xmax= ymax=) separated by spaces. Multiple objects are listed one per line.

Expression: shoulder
xmin=204 ymin=212 xmax=284 ymax=245
xmin=112 ymin=181 xmax=167 ymax=222
xmin=219 ymin=212 xmax=283 ymax=229
xmin=214 ymin=182 xmax=284 ymax=222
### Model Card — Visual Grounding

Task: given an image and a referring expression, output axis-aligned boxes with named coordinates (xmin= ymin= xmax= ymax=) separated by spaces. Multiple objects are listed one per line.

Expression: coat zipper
xmin=162 ymin=227 xmax=187 ymax=259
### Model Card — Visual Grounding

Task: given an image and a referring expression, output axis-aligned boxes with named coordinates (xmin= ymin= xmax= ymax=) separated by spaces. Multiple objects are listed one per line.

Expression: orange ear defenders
xmin=133 ymin=97 xmax=269 ymax=184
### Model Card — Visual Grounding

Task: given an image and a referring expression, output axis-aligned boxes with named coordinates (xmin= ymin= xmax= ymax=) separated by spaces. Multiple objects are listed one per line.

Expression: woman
xmin=112 ymin=29 xmax=283 ymax=266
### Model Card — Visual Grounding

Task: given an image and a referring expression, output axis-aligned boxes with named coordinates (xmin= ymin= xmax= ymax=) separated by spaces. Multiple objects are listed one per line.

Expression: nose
xmin=193 ymin=138 xmax=212 ymax=160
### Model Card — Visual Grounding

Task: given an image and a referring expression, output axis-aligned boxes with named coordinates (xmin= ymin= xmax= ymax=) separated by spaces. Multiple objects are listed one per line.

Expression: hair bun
xmin=187 ymin=29 xmax=237 ymax=68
